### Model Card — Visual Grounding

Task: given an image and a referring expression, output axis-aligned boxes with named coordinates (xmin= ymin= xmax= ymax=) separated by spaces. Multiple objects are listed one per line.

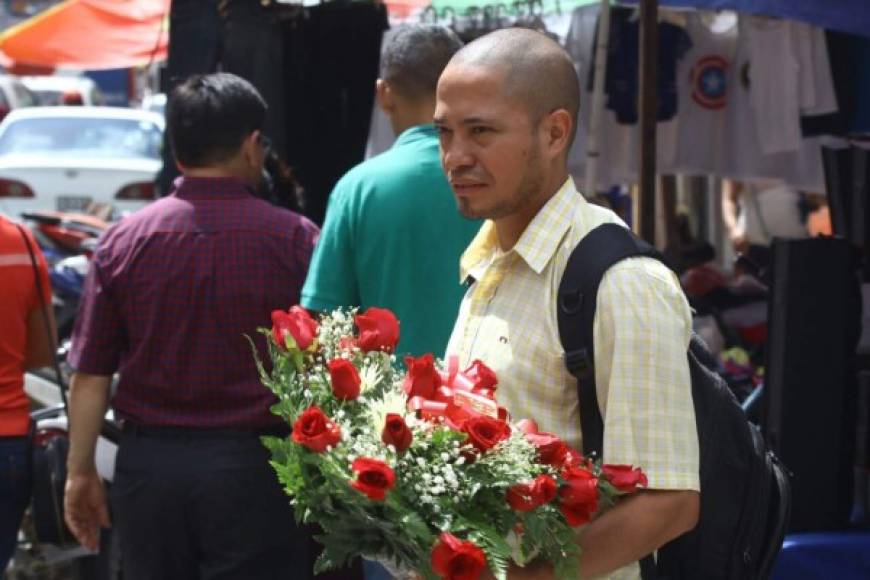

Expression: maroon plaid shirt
xmin=69 ymin=177 xmax=319 ymax=429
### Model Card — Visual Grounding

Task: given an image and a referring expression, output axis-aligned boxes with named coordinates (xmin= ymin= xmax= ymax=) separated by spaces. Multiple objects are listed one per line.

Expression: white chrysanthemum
xmin=365 ymin=388 xmax=406 ymax=432
xmin=359 ymin=364 xmax=383 ymax=395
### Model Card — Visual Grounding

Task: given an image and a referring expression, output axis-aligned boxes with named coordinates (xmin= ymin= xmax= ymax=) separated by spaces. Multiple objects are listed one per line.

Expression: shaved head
xmin=448 ymin=28 xmax=580 ymax=138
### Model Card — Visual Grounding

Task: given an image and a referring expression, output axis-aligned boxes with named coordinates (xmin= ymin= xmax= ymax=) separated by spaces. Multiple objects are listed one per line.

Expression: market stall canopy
xmin=626 ymin=0 xmax=870 ymax=39
xmin=0 ymin=0 xmax=169 ymax=70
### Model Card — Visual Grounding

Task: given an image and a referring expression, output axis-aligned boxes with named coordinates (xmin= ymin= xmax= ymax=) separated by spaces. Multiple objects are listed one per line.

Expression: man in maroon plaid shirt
xmin=63 ymin=73 xmax=320 ymax=579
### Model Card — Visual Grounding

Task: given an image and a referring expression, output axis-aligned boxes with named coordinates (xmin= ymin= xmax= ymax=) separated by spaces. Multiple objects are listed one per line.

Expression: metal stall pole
xmin=584 ymin=0 xmax=613 ymax=197
xmin=638 ymin=0 xmax=659 ymax=244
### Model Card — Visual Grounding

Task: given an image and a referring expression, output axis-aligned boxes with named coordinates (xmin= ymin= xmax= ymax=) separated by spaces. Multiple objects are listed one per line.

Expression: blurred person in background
xmin=302 ymin=24 xmax=480 ymax=361
xmin=722 ymin=178 xmax=810 ymax=254
xmin=0 ymin=214 xmax=56 ymax=572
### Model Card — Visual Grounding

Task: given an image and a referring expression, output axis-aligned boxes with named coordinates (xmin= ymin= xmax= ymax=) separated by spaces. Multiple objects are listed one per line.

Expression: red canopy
xmin=0 ymin=0 xmax=169 ymax=70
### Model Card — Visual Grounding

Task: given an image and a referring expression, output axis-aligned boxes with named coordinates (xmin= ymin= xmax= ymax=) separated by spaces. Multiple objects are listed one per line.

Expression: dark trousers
xmin=0 ymin=436 xmax=30 ymax=572
xmin=111 ymin=431 xmax=312 ymax=580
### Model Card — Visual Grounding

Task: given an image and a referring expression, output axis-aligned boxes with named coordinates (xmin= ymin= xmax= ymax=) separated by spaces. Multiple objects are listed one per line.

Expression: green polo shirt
xmin=301 ymin=124 xmax=480 ymax=358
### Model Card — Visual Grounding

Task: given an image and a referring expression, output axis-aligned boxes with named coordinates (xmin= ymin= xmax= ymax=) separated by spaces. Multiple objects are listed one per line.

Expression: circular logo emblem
xmin=691 ymin=55 xmax=729 ymax=110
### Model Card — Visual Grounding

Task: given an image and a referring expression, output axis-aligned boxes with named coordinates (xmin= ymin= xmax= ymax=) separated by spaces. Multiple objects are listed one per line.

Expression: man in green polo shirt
xmin=302 ymin=25 xmax=480 ymax=359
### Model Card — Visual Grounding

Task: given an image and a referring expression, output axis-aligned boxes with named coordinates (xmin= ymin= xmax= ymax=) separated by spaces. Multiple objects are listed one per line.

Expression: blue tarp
xmin=624 ymin=0 xmax=870 ymax=38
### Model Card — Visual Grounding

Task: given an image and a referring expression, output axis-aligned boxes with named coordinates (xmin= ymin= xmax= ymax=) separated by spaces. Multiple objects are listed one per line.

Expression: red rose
xmin=402 ymin=354 xmax=442 ymax=399
xmin=601 ymin=464 xmax=648 ymax=494
xmin=506 ymin=475 xmax=558 ymax=512
xmin=559 ymin=467 xmax=599 ymax=526
xmin=526 ymin=431 xmax=569 ymax=467
xmin=292 ymin=406 xmax=341 ymax=453
xmin=349 ymin=457 xmax=396 ymax=501
xmin=462 ymin=416 xmax=511 ymax=453
xmin=381 ymin=413 xmax=413 ymax=453
xmin=355 ymin=307 xmax=400 ymax=353
xmin=431 ymin=533 xmax=487 ymax=580
xmin=463 ymin=359 xmax=498 ymax=391
xmin=271 ymin=306 xmax=318 ymax=350
xmin=328 ymin=358 xmax=361 ymax=401
xmin=561 ymin=448 xmax=590 ymax=470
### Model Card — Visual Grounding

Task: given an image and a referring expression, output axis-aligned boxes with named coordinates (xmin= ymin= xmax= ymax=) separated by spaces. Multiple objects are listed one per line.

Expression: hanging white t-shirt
xmin=793 ymin=22 xmax=838 ymax=117
xmin=745 ymin=17 xmax=838 ymax=155
xmin=364 ymin=27 xmax=402 ymax=159
xmin=565 ymin=4 xmax=679 ymax=189
xmin=724 ymin=18 xmax=827 ymax=191
xmin=365 ymin=102 xmax=394 ymax=159
xmin=745 ymin=17 xmax=802 ymax=155
xmin=740 ymin=179 xmax=809 ymax=244
xmin=672 ymin=11 xmax=739 ymax=176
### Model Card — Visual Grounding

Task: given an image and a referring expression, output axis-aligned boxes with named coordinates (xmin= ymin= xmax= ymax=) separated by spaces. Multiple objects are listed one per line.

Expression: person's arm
xmin=722 ymin=180 xmax=747 ymax=252
xmin=495 ymin=489 xmax=699 ymax=579
xmin=64 ymin=372 xmax=112 ymax=551
xmin=24 ymin=303 xmax=57 ymax=369
xmin=62 ymin=247 xmax=123 ymax=551
xmin=585 ymin=259 xmax=700 ymax=576
xmin=576 ymin=489 xmax=698 ymax=577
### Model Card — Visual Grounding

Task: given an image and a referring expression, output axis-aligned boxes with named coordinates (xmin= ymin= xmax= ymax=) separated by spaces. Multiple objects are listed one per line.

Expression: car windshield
xmin=0 ymin=116 xmax=162 ymax=160
xmin=32 ymin=89 xmax=65 ymax=106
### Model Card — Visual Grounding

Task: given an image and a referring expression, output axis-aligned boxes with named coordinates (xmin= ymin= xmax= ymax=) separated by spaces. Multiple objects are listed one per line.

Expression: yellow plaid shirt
xmin=446 ymin=179 xmax=699 ymax=580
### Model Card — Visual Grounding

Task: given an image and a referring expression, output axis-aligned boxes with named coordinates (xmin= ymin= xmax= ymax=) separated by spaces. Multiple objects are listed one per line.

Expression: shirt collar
xmin=459 ymin=178 xmax=581 ymax=281
xmin=393 ymin=124 xmax=437 ymax=148
xmin=172 ymin=176 xmax=257 ymax=199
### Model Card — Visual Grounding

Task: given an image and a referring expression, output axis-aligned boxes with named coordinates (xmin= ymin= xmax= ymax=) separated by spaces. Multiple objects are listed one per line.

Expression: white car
xmin=0 ymin=75 xmax=39 ymax=122
xmin=0 ymin=107 xmax=164 ymax=218
xmin=20 ymin=75 xmax=105 ymax=106
xmin=140 ymin=92 xmax=166 ymax=116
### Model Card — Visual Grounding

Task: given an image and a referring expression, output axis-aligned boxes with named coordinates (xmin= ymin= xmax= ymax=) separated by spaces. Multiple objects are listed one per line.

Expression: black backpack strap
xmin=557 ymin=223 xmax=664 ymax=458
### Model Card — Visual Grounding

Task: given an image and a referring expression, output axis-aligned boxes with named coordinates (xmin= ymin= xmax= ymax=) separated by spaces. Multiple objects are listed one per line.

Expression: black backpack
xmin=557 ymin=223 xmax=791 ymax=580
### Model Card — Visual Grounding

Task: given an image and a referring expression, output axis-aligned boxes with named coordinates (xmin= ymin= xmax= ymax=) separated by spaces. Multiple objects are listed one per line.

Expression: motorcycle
xmin=20 ymin=210 xmax=108 ymax=342
xmin=9 ymin=345 xmax=122 ymax=580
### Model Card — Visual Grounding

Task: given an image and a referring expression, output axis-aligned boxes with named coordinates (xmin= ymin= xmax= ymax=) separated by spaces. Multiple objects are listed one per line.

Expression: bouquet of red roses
xmin=252 ymin=306 xmax=648 ymax=580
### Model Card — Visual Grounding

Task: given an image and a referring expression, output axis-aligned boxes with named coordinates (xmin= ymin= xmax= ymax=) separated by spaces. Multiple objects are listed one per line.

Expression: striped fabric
xmin=446 ymin=179 xmax=699 ymax=579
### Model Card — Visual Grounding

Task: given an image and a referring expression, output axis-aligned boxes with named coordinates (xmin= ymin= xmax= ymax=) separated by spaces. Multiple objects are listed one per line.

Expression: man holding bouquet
xmin=435 ymin=29 xmax=700 ymax=579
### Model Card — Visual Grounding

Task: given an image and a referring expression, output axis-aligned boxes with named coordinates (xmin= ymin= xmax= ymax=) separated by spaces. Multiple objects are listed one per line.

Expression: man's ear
xmin=241 ymin=130 xmax=260 ymax=166
xmin=542 ymin=109 xmax=573 ymax=159
xmin=376 ymin=79 xmax=395 ymax=114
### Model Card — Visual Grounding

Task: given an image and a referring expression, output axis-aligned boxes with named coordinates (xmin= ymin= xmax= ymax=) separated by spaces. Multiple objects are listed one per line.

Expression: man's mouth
xmin=451 ymin=181 xmax=488 ymax=194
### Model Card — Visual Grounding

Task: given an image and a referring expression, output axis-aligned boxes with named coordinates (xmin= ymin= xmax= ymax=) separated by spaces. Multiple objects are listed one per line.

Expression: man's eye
xmin=435 ymin=126 xmax=452 ymax=135
xmin=471 ymin=126 xmax=491 ymax=135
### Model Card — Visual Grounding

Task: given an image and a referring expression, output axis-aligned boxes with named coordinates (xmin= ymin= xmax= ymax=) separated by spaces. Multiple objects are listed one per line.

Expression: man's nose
xmin=441 ymin=139 xmax=475 ymax=174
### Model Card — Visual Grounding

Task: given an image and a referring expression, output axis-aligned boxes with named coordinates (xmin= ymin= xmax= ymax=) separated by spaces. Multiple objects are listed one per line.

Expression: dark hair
xmin=257 ymin=149 xmax=307 ymax=214
xmin=167 ymin=73 xmax=267 ymax=167
xmin=381 ymin=25 xmax=463 ymax=101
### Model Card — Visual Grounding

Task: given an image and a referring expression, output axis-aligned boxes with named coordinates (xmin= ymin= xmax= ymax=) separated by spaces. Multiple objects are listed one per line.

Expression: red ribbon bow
xmin=407 ymin=356 xmax=508 ymax=429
